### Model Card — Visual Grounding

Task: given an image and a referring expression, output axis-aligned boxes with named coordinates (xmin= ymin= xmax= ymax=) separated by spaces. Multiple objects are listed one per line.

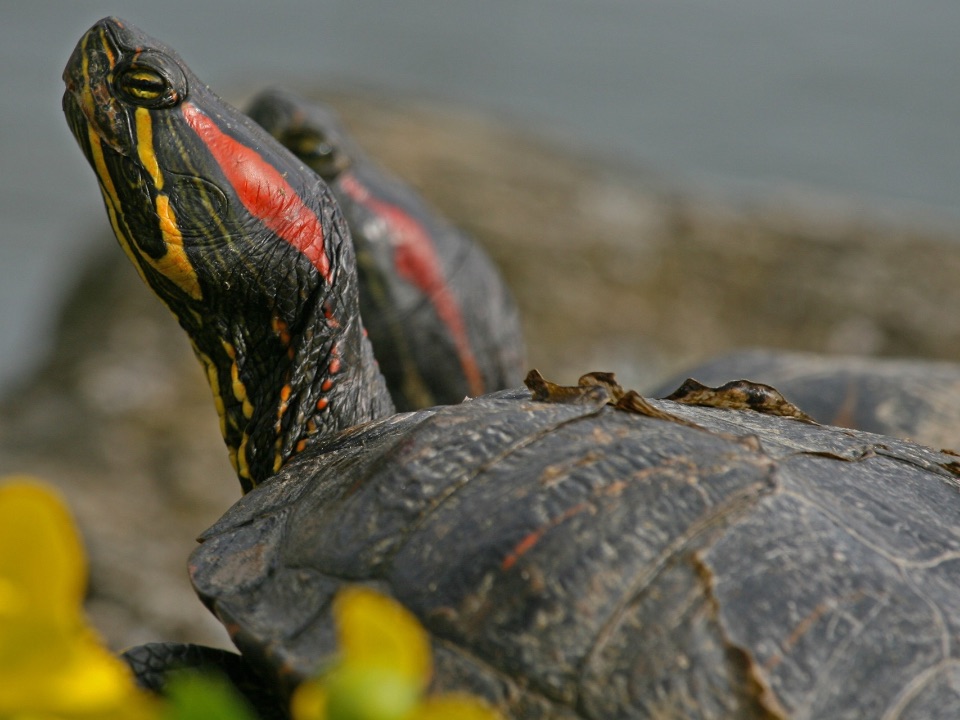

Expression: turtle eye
xmin=113 ymin=51 xmax=186 ymax=108
xmin=283 ymin=127 xmax=348 ymax=180
xmin=117 ymin=69 xmax=167 ymax=101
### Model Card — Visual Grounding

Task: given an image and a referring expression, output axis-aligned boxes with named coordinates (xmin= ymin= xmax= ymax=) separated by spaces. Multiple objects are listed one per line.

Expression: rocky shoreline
xmin=3 ymin=93 xmax=960 ymax=651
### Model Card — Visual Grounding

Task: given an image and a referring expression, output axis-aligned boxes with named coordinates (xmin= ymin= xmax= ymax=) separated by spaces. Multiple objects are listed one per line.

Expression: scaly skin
xmin=122 ymin=643 xmax=289 ymax=719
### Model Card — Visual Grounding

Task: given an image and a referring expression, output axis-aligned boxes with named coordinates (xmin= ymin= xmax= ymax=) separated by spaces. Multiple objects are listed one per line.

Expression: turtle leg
xmin=121 ymin=642 xmax=290 ymax=720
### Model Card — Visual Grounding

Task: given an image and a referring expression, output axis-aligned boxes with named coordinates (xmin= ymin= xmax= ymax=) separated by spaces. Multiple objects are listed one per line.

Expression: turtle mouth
xmin=61 ymin=18 xmax=134 ymax=156
xmin=61 ymin=89 xmax=94 ymax=158
xmin=61 ymin=86 xmax=131 ymax=166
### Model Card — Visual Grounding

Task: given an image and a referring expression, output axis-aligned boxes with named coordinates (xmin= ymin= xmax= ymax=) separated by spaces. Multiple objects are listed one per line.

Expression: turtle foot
xmin=121 ymin=642 xmax=290 ymax=720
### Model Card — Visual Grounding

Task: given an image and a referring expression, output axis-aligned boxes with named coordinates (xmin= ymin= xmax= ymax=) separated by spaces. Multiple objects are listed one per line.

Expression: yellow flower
xmin=0 ymin=478 xmax=499 ymax=719
xmin=291 ymin=587 xmax=501 ymax=720
xmin=0 ymin=477 xmax=158 ymax=720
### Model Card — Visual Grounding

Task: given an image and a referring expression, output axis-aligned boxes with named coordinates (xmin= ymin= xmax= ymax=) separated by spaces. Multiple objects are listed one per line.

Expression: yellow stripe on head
xmin=130 ymin=107 xmax=202 ymax=300
xmin=148 ymin=194 xmax=202 ymax=300
xmin=78 ymin=32 xmax=97 ymax=123
xmin=87 ymin=126 xmax=150 ymax=290
xmin=135 ymin=107 xmax=163 ymax=190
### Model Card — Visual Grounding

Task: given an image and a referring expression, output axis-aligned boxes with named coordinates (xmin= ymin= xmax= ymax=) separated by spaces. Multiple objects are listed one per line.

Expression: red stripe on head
xmin=181 ymin=102 xmax=332 ymax=283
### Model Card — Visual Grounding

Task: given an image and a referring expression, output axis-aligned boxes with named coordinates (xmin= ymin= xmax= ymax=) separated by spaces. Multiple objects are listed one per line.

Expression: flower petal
xmin=0 ymin=479 xmax=86 ymax=620
xmin=161 ymin=671 xmax=259 ymax=720
xmin=291 ymin=677 xmax=329 ymax=720
xmin=333 ymin=587 xmax=431 ymax=686
xmin=414 ymin=694 xmax=503 ymax=720
xmin=0 ymin=478 xmax=159 ymax=719
xmin=299 ymin=665 xmax=419 ymax=720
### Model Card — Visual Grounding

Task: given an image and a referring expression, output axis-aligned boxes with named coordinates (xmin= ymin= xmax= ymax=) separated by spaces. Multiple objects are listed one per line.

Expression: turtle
xmin=244 ymin=88 xmax=526 ymax=411
xmin=650 ymin=349 xmax=960 ymax=452
xmin=63 ymin=17 xmax=960 ymax=719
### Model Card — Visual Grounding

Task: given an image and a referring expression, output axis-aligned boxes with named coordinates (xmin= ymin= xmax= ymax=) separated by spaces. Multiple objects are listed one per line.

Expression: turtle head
xmin=246 ymin=88 xmax=353 ymax=182
xmin=61 ymin=17 xmax=326 ymax=307
xmin=62 ymin=18 xmax=187 ymax=155
xmin=63 ymin=18 xmax=392 ymax=492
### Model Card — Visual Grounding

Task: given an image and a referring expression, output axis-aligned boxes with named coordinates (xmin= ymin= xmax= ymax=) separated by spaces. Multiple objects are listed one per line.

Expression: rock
xmin=4 ymin=93 xmax=960 ymax=651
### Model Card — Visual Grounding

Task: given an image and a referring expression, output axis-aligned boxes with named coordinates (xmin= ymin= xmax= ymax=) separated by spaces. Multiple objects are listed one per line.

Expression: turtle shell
xmin=191 ymin=387 xmax=960 ymax=719
xmin=651 ymin=349 xmax=960 ymax=451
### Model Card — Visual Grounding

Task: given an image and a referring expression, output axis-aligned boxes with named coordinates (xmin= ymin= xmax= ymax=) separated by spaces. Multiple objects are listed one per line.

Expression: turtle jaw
xmin=61 ymin=90 xmax=100 ymax=166
xmin=61 ymin=17 xmax=142 ymax=156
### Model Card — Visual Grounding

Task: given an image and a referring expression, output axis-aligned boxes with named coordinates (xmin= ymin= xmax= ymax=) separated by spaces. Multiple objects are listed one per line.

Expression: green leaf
xmin=161 ymin=671 xmax=258 ymax=720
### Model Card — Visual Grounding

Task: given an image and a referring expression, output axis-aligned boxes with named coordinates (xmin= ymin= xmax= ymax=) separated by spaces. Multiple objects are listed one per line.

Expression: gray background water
xmin=3 ymin=1 xmax=960 ymax=391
